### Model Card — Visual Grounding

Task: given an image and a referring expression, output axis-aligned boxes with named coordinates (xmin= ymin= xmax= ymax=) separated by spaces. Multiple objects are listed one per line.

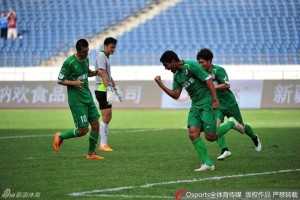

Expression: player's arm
xmin=215 ymin=67 xmax=230 ymax=90
xmin=88 ymin=69 xmax=100 ymax=77
xmin=111 ymin=77 xmax=116 ymax=88
xmin=205 ymin=78 xmax=219 ymax=109
xmin=154 ymin=75 xmax=182 ymax=99
xmin=215 ymin=83 xmax=230 ymax=90
xmin=98 ymin=69 xmax=109 ymax=88
xmin=58 ymin=61 xmax=84 ymax=88
xmin=59 ymin=79 xmax=84 ymax=88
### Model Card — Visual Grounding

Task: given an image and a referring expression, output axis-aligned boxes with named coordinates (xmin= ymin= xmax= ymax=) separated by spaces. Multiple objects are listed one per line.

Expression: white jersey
xmin=95 ymin=51 xmax=113 ymax=91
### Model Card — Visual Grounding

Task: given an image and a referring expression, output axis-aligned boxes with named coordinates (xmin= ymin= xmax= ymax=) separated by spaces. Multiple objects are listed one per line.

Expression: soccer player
xmin=53 ymin=39 xmax=103 ymax=160
xmin=196 ymin=48 xmax=262 ymax=160
xmin=94 ymin=37 xmax=122 ymax=152
xmin=155 ymin=51 xmax=244 ymax=171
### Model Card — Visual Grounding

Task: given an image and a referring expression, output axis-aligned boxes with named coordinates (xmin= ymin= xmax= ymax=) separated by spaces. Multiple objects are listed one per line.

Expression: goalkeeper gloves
xmin=106 ymin=87 xmax=115 ymax=105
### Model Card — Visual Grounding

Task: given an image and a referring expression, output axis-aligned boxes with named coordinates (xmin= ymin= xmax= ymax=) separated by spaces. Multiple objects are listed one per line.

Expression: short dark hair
xmin=196 ymin=48 xmax=213 ymax=61
xmin=160 ymin=51 xmax=180 ymax=63
xmin=76 ymin=39 xmax=89 ymax=52
xmin=104 ymin=37 xmax=117 ymax=45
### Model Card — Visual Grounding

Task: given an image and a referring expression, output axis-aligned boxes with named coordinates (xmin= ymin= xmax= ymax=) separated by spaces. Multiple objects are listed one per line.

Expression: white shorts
xmin=7 ymin=28 xmax=17 ymax=39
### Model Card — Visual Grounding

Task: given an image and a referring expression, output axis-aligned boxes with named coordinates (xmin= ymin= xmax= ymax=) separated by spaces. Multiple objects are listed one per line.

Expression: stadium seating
xmin=0 ymin=0 xmax=299 ymax=66
xmin=0 ymin=0 xmax=153 ymax=67
xmin=112 ymin=0 xmax=299 ymax=65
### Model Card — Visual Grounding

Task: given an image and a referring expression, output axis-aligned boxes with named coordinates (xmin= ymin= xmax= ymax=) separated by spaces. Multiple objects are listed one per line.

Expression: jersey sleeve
xmin=187 ymin=63 xmax=211 ymax=81
xmin=58 ymin=60 xmax=71 ymax=83
xmin=95 ymin=53 xmax=106 ymax=70
xmin=216 ymin=67 xmax=229 ymax=84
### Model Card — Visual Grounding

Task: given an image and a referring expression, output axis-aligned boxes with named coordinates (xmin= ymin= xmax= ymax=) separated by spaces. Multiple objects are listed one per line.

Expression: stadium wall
xmin=1 ymin=65 xmax=300 ymax=81
xmin=0 ymin=80 xmax=299 ymax=109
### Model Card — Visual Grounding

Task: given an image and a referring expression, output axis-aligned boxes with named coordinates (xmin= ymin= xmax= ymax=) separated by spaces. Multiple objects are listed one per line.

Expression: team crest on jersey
xmin=184 ymin=69 xmax=189 ymax=76
xmin=211 ymin=74 xmax=215 ymax=80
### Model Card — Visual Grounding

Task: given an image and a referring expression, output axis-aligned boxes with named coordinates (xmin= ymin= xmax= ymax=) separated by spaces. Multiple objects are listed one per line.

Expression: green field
xmin=0 ymin=109 xmax=300 ymax=200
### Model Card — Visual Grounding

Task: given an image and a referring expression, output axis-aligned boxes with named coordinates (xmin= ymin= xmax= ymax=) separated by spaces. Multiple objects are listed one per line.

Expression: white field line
xmin=69 ymin=169 xmax=300 ymax=197
xmin=0 ymin=128 xmax=181 ymax=140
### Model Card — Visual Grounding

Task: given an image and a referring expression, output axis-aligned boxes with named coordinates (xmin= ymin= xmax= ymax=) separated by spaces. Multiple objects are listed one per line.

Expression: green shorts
xmin=216 ymin=103 xmax=243 ymax=124
xmin=70 ymin=102 xmax=100 ymax=128
xmin=187 ymin=106 xmax=217 ymax=132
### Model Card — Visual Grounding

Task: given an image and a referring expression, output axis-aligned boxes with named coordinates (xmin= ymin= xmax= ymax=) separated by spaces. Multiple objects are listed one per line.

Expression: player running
xmin=155 ymin=51 xmax=244 ymax=171
xmin=196 ymin=48 xmax=262 ymax=160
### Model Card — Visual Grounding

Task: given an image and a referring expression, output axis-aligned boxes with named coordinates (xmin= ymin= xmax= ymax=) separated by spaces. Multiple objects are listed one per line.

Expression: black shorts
xmin=95 ymin=90 xmax=112 ymax=110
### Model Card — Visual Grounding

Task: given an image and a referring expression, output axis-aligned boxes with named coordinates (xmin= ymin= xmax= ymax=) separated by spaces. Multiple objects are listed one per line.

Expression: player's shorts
xmin=216 ymin=103 xmax=243 ymax=124
xmin=95 ymin=90 xmax=112 ymax=110
xmin=187 ymin=106 xmax=217 ymax=132
xmin=70 ymin=102 xmax=100 ymax=128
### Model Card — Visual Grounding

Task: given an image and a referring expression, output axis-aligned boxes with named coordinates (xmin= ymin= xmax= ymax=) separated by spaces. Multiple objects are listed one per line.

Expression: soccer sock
xmin=88 ymin=131 xmax=99 ymax=155
xmin=244 ymin=124 xmax=257 ymax=139
xmin=100 ymin=121 xmax=108 ymax=146
xmin=192 ymin=137 xmax=213 ymax=166
xmin=59 ymin=129 xmax=80 ymax=140
xmin=216 ymin=136 xmax=228 ymax=150
xmin=216 ymin=121 xmax=234 ymax=138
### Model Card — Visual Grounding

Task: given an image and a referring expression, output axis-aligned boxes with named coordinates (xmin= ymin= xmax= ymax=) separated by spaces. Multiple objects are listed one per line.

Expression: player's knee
xmin=91 ymin=121 xmax=100 ymax=132
xmin=205 ymin=133 xmax=217 ymax=142
xmin=78 ymin=127 xmax=89 ymax=136
xmin=188 ymin=132 xmax=200 ymax=141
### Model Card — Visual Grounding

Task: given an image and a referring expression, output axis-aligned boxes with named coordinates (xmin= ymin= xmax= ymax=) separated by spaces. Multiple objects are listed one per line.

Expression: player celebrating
xmin=196 ymin=48 xmax=262 ymax=160
xmin=155 ymin=51 xmax=244 ymax=171
xmin=53 ymin=39 xmax=103 ymax=160
xmin=94 ymin=37 xmax=122 ymax=152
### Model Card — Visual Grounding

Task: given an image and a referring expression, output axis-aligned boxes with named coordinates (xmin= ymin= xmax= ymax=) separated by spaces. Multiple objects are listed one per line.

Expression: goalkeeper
xmin=94 ymin=37 xmax=122 ymax=152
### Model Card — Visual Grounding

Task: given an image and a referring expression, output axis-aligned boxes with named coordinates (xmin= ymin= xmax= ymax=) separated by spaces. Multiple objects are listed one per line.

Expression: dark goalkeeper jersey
xmin=58 ymin=54 xmax=94 ymax=106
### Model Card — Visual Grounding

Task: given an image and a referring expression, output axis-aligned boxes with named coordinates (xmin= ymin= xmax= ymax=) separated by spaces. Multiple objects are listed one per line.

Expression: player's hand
xmin=96 ymin=70 xmax=101 ymax=76
xmin=106 ymin=87 xmax=115 ymax=105
xmin=114 ymin=85 xmax=123 ymax=102
xmin=74 ymin=78 xmax=84 ymax=88
xmin=212 ymin=99 xmax=219 ymax=109
xmin=154 ymin=75 xmax=161 ymax=84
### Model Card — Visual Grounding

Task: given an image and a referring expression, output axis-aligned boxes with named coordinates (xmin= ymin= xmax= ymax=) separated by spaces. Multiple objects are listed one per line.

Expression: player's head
xmin=76 ymin=39 xmax=89 ymax=59
xmin=196 ymin=48 xmax=213 ymax=70
xmin=160 ymin=51 xmax=180 ymax=72
xmin=104 ymin=37 xmax=117 ymax=55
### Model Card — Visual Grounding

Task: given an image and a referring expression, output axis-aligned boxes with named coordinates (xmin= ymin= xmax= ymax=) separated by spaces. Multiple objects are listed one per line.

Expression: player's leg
xmin=86 ymin=102 xmax=103 ymax=159
xmin=215 ymin=110 xmax=232 ymax=160
xmin=95 ymin=91 xmax=113 ymax=151
xmin=244 ymin=124 xmax=262 ymax=151
xmin=188 ymin=109 xmax=214 ymax=171
xmin=202 ymin=107 xmax=235 ymax=141
xmin=228 ymin=104 xmax=262 ymax=151
xmin=53 ymin=106 xmax=90 ymax=152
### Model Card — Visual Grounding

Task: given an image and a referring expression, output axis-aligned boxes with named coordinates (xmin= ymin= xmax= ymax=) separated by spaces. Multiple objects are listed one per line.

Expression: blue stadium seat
xmin=0 ymin=0 xmax=299 ymax=66
xmin=0 ymin=0 xmax=153 ymax=67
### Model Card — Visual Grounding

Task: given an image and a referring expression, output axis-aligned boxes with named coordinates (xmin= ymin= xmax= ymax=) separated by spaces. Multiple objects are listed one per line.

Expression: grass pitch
xmin=0 ymin=109 xmax=299 ymax=199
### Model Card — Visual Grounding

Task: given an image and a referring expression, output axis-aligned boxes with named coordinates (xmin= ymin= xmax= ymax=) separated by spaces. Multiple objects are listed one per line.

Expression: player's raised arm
xmin=154 ymin=75 xmax=182 ymax=99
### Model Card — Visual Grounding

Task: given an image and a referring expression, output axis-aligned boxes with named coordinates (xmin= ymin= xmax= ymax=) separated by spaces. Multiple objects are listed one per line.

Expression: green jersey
xmin=173 ymin=60 xmax=212 ymax=109
xmin=210 ymin=64 xmax=237 ymax=109
xmin=58 ymin=54 xmax=94 ymax=106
